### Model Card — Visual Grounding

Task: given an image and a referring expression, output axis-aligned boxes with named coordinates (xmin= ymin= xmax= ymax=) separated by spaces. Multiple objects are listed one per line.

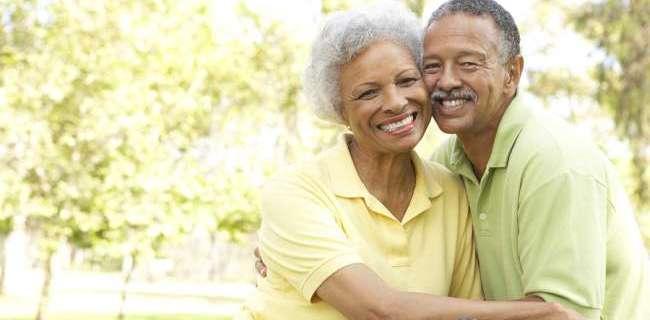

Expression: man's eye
xmin=461 ymin=62 xmax=479 ymax=68
xmin=423 ymin=63 xmax=441 ymax=73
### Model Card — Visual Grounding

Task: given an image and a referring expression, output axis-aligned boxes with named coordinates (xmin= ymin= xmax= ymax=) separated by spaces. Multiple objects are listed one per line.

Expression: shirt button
xmin=479 ymin=213 xmax=487 ymax=220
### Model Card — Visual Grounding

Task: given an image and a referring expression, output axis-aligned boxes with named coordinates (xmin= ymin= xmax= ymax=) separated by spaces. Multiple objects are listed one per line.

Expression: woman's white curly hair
xmin=303 ymin=1 xmax=423 ymax=125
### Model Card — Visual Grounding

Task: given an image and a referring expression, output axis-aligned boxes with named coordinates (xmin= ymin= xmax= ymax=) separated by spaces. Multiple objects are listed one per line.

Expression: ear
xmin=504 ymin=54 xmax=524 ymax=96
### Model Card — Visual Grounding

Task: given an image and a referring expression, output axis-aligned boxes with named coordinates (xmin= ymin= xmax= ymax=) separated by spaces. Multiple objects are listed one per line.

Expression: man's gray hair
xmin=427 ymin=0 xmax=520 ymax=64
xmin=304 ymin=2 xmax=423 ymax=125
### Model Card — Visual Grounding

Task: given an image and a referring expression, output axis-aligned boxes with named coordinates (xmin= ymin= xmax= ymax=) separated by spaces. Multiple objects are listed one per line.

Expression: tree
xmin=0 ymin=0 xmax=232 ymax=318
xmin=403 ymin=0 xmax=427 ymax=17
xmin=0 ymin=217 xmax=11 ymax=294
xmin=569 ymin=0 xmax=650 ymax=211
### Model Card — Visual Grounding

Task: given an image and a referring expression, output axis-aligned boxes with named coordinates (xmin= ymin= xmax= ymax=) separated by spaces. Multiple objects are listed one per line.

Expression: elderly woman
xmin=239 ymin=3 xmax=580 ymax=320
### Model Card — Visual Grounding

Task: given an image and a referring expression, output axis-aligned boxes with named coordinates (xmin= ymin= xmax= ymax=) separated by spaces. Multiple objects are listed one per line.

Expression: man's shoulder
xmin=513 ymin=107 xmax=608 ymax=179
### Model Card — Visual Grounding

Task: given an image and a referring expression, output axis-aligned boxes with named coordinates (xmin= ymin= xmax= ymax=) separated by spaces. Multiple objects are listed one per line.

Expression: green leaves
xmin=570 ymin=0 xmax=650 ymax=210
xmin=0 ymin=0 xmax=265 ymax=261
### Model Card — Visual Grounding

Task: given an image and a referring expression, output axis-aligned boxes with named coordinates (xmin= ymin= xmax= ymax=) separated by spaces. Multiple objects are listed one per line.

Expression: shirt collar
xmin=487 ymin=99 xmax=530 ymax=168
xmin=324 ymin=133 xmax=442 ymax=201
xmin=448 ymin=99 xmax=530 ymax=172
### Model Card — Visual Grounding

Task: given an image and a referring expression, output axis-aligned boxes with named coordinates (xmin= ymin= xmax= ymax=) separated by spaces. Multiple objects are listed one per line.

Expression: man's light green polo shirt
xmin=432 ymin=102 xmax=650 ymax=319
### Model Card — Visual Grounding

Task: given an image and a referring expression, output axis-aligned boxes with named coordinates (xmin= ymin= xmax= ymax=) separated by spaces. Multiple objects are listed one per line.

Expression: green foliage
xmin=403 ymin=0 xmax=427 ymax=17
xmin=321 ymin=0 xmax=361 ymax=13
xmin=0 ymin=0 xmax=271 ymax=264
xmin=1 ymin=0 xmax=646 ymax=262
xmin=569 ymin=0 xmax=650 ymax=211
xmin=527 ymin=70 xmax=594 ymax=101
xmin=0 ymin=0 xmax=332 ymax=266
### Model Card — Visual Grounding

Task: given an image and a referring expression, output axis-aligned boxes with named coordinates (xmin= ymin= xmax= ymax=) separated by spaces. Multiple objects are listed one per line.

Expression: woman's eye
xmin=398 ymin=77 xmax=418 ymax=87
xmin=357 ymin=90 xmax=377 ymax=100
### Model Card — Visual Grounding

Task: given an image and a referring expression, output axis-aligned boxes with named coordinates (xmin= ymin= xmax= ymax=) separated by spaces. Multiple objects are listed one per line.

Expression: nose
xmin=384 ymin=85 xmax=408 ymax=113
xmin=437 ymin=65 xmax=462 ymax=91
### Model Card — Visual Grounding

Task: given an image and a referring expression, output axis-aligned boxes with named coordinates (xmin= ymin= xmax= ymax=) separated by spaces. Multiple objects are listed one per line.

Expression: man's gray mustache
xmin=430 ymin=88 xmax=477 ymax=102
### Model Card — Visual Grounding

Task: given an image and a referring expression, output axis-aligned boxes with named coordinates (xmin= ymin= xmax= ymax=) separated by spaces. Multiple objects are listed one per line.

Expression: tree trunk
xmin=35 ymin=249 xmax=55 ymax=320
xmin=208 ymin=233 xmax=218 ymax=282
xmin=631 ymin=142 xmax=650 ymax=210
xmin=117 ymin=253 xmax=137 ymax=320
xmin=0 ymin=234 xmax=5 ymax=295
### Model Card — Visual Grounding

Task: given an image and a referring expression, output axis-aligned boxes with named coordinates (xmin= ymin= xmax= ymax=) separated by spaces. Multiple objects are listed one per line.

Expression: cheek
xmin=423 ymin=74 xmax=438 ymax=92
xmin=475 ymin=70 xmax=498 ymax=92
xmin=349 ymin=102 xmax=378 ymax=126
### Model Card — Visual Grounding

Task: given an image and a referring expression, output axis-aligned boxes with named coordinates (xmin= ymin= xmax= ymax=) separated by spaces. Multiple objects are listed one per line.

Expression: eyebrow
xmin=347 ymin=82 xmax=377 ymax=100
xmin=396 ymin=68 xmax=419 ymax=76
xmin=424 ymin=49 xmax=487 ymax=61
xmin=351 ymin=67 xmax=419 ymax=88
xmin=458 ymin=50 xmax=487 ymax=60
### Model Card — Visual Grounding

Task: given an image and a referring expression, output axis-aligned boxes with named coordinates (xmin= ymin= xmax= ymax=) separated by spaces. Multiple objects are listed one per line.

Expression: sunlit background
xmin=0 ymin=0 xmax=648 ymax=319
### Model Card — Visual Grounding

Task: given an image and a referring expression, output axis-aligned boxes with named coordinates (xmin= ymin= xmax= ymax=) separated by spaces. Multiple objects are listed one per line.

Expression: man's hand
xmin=254 ymin=247 xmax=267 ymax=277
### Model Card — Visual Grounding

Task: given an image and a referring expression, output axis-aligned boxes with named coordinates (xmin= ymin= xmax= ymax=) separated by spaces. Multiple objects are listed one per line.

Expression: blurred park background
xmin=0 ymin=0 xmax=648 ymax=319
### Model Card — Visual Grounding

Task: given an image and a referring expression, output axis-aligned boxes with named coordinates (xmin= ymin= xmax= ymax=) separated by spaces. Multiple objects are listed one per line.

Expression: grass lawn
xmin=2 ymin=315 xmax=230 ymax=320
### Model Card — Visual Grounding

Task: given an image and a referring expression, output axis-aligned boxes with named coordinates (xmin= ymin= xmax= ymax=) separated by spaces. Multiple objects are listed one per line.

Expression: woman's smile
xmin=376 ymin=112 xmax=418 ymax=136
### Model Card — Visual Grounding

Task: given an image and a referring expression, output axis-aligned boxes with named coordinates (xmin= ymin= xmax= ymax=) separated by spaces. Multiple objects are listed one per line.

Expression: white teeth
xmin=441 ymin=99 xmax=466 ymax=107
xmin=379 ymin=114 xmax=414 ymax=133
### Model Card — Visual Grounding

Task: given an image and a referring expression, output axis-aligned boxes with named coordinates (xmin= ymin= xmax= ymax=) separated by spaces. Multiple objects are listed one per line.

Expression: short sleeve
xmin=258 ymin=172 xmax=363 ymax=302
xmin=518 ymin=170 xmax=607 ymax=319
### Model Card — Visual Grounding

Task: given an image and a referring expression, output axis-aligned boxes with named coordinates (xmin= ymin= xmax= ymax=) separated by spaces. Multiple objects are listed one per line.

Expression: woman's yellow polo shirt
xmin=238 ymin=134 xmax=481 ymax=319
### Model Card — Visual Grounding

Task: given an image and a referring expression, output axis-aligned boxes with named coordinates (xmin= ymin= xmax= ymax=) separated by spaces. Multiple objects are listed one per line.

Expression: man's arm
xmin=316 ymin=264 xmax=582 ymax=320
xmin=517 ymin=169 xmax=607 ymax=319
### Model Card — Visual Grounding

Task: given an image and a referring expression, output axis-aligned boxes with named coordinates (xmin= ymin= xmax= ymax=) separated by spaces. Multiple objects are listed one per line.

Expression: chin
xmin=390 ymin=136 xmax=420 ymax=153
xmin=433 ymin=119 xmax=464 ymax=135
xmin=437 ymin=126 xmax=458 ymax=134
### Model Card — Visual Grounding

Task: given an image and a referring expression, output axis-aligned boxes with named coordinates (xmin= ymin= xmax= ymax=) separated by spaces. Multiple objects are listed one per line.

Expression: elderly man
xmin=424 ymin=0 xmax=650 ymax=319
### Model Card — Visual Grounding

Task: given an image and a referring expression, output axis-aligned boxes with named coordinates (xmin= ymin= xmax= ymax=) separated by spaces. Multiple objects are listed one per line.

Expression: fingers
xmin=255 ymin=259 xmax=267 ymax=277
xmin=253 ymin=247 xmax=267 ymax=277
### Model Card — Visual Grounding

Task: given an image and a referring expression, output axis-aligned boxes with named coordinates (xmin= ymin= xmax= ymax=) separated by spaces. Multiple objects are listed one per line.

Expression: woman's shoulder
xmin=262 ymin=149 xmax=336 ymax=199
xmin=259 ymin=149 xmax=342 ymax=221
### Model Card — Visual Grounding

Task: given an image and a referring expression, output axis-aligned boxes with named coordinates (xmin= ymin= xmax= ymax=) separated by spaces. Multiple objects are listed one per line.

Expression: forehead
xmin=340 ymin=41 xmax=417 ymax=81
xmin=423 ymin=13 xmax=501 ymax=58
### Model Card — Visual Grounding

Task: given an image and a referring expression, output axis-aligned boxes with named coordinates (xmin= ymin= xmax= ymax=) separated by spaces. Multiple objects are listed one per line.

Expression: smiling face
xmin=423 ymin=13 xmax=521 ymax=138
xmin=338 ymin=40 xmax=431 ymax=155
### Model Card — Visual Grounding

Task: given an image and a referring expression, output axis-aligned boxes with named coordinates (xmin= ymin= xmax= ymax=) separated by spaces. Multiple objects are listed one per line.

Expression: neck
xmin=457 ymin=99 xmax=512 ymax=180
xmin=348 ymin=138 xmax=415 ymax=221
xmin=458 ymin=129 xmax=497 ymax=180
